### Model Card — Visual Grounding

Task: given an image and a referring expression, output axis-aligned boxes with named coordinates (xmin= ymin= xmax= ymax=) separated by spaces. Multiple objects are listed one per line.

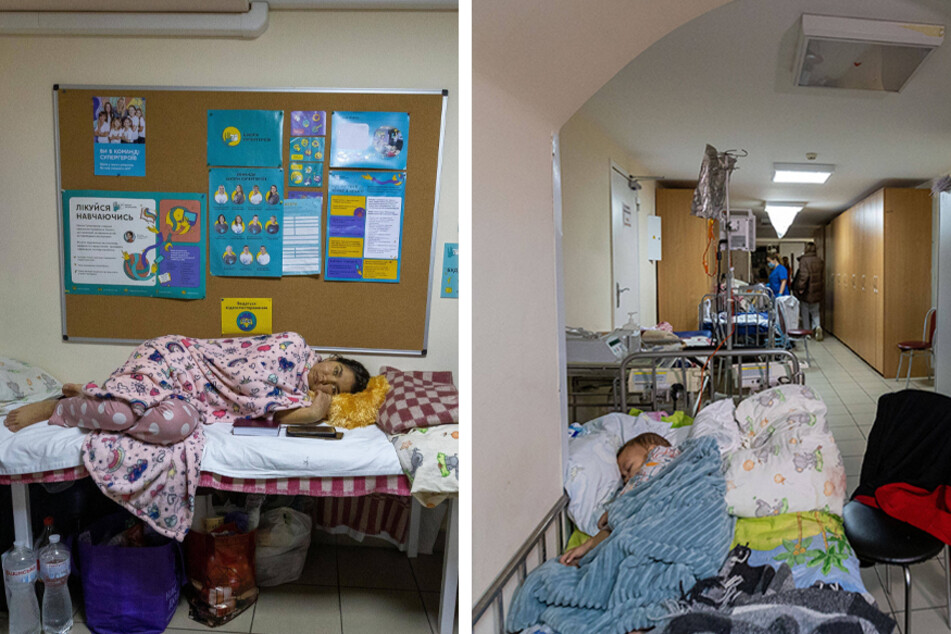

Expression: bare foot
xmin=4 ymin=399 xmax=59 ymax=432
xmin=62 ymin=383 xmax=83 ymax=398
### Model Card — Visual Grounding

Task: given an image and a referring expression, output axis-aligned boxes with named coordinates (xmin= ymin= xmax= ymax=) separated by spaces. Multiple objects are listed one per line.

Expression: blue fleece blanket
xmin=507 ymin=437 xmax=734 ymax=634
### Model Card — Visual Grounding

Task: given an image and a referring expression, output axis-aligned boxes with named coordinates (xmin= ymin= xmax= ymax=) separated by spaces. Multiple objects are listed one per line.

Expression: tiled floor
xmin=1 ymin=535 xmax=453 ymax=634
xmin=801 ymin=335 xmax=946 ymax=634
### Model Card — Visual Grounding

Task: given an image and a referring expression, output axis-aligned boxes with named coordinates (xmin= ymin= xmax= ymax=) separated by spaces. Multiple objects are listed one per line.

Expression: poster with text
xmin=284 ymin=191 xmax=323 ymax=276
xmin=207 ymin=110 xmax=283 ymax=167
xmin=326 ymin=171 xmax=405 ymax=283
xmin=62 ymin=190 xmax=205 ymax=298
xmin=209 ymin=168 xmax=283 ymax=278
xmin=329 ymin=111 xmax=409 ymax=170
xmin=93 ymin=96 xmax=146 ymax=176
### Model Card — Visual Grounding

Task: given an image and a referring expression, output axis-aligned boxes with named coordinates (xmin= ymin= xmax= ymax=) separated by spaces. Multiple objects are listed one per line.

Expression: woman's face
xmin=217 ymin=215 xmax=226 ymax=223
xmin=104 ymin=102 xmax=112 ymax=113
xmin=308 ymin=360 xmax=357 ymax=396
xmin=236 ymin=185 xmax=244 ymax=193
xmin=235 ymin=215 xmax=243 ymax=223
xmin=270 ymin=185 xmax=278 ymax=194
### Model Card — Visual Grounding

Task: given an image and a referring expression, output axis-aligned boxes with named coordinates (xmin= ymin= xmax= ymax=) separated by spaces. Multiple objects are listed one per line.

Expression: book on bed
xmin=231 ymin=418 xmax=281 ymax=437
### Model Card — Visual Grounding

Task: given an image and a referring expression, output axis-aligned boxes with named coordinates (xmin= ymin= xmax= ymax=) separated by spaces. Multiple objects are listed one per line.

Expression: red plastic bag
xmin=182 ymin=525 xmax=259 ymax=627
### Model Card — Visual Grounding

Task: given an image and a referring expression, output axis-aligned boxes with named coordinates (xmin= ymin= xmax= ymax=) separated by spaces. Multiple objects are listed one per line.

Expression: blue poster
xmin=283 ymin=191 xmax=323 ymax=276
xmin=330 ymin=111 xmax=409 ymax=170
xmin=209 ymin=168 xmax=283 ymax=277
xmin=326 ymin=171 xmax=405 ymax=283
xmin=440 ymin=242 xmax=458 ymax=298
xmin=93 ymin=95 xmax=146 ymax=176
xmin=62 ymin=190 xmax=205 ymax=299
xmin=207 ymin=110 xmax=284 ymax=167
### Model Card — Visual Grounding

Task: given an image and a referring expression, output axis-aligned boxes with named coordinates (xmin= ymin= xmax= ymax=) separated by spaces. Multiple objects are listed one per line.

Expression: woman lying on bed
xmin=3 ymin=332 xmax=369 ymax=445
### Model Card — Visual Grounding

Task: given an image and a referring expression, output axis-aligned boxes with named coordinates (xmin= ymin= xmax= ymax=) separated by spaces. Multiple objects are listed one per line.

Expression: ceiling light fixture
xmin=764 ymin=203 xmax=804 ymax=239
xmin=772 ymin=162 xmax=835 ymax=184
xmin=795 ymin=14 xmax=945 ymax=92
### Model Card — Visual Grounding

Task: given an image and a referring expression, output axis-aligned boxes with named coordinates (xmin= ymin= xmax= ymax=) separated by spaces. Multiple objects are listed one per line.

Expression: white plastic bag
xmin=254 ymin=507 xmax=312 ymax=587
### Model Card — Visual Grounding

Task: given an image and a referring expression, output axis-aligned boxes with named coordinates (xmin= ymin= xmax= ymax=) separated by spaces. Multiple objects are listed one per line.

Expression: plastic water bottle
xmin=2 ymin=541 xmax=41 ymax=634
xmin=38 ymin=535 xmax=72 ymax=634
xmin=33 ymin=517 xmax=55 ymax=567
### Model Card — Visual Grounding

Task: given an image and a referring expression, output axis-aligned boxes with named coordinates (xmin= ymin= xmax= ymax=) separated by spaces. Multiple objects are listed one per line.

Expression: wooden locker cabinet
xmin=655 ymin=189 xmax=716 ymax=331
xmin=824 ymin=188 xmax=931 ymax=377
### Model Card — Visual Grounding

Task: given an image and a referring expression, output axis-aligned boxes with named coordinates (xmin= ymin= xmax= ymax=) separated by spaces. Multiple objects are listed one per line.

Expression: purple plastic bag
xmin=75 ymin=513 xmax=185 ymax=634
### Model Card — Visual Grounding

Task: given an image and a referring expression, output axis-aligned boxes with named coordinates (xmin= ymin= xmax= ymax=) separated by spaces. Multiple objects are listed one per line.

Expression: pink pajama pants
xmin=48 ymin=396 xmax=200 ymax=445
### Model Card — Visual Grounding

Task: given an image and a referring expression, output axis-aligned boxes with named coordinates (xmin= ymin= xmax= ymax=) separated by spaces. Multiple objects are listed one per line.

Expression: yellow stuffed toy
xmin=326 ymin=375 xmax=390 ymax=429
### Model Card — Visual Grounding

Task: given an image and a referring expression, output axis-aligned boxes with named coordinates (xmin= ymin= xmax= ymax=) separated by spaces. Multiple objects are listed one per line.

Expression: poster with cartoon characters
xmin=209 ymin=167 xmax=284 ymax=278
xmin=325 ymin=171 xmax=405 ymax=282
xmin=329 ymin=111 xmax=409 ymax=170
xmin=62 ymin=190 xmax=205 ymax=298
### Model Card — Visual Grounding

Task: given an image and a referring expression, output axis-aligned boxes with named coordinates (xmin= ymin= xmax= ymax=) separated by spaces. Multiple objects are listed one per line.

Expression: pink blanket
xmin=79 ymin=332 xmax=320 ymax=539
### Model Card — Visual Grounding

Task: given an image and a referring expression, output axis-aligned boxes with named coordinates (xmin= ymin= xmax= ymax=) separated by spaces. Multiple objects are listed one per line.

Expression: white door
xmin=610 ymin=163 xmax=640 ymax=328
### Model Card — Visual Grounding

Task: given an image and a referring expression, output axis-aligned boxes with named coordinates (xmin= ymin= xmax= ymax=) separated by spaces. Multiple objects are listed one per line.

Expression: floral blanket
xmin=79 ymin=332 xmax=319 ymax=540
xmin=82 ymin=332 xmax=318 ymax=424
xmin=83 ymin=427 xmax=204 ymax=541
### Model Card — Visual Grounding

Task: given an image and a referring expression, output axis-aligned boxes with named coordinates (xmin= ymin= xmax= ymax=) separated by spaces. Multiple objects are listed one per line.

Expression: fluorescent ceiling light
xmin=772 ymin=162 xmax=834 ymax=184
xmin=765 ymin=203 xmax=804 ymax=239
xmin=795 ymin=14 xmax=944 ymax=92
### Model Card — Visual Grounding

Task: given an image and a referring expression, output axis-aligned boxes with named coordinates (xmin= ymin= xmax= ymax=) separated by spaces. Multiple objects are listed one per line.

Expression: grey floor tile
xmin=337 ymin=544 xmax=417 ymax=589
xmin=422 ymin=590 xmax=458 ymax=634
xmin=297 ymin=542 xmax=339 ymax=586
xmin=168 ymin=594 xmax=255 ymax=633
xmin=340 ymin=588 xmax=432 ymax=633
xmin=877 ymin=558 xmax=950 ymax=612
xmin=251 ymin=584 xmax=341 ymax=634
xmin=410 ymin=552 xmax=446 ymax=593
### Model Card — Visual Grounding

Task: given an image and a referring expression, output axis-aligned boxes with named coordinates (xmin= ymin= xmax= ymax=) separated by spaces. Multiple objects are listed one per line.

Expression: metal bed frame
xmin=621 ymin=347 xmax=803 ymax=415
xmin=699 ymin=287 xmax=778 ymax=349
xmin=472 ymin=494 xmax=571 ymax=634
xmin=474 ymin=348 xmax=803 ymax=632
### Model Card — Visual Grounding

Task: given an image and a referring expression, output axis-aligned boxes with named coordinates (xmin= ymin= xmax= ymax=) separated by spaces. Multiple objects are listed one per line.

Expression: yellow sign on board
xmin=330 ymin=195 xmax=365 ymax=216
xmin=221 ymin=298 xmax=272 ymax=336
xmin=362 ymin=259 xmax=398 ymax=280
xmin=327 ymin=237 xmax=364 ymax=258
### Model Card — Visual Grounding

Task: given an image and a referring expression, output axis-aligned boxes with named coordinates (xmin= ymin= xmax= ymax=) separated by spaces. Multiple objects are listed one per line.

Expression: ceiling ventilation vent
xmin=795 ymin=14 xmax=944 ymax=92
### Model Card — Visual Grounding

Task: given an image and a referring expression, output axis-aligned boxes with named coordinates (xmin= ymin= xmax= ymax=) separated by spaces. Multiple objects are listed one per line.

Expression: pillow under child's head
xmin=327 ymin=375 xmax=390 ymax=429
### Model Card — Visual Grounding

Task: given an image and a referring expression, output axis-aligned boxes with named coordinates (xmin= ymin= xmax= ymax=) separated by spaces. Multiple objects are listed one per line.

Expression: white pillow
xmin=689 ymin=398 xmax=743 ymax=455
xmin=0 ymin=357 xmax=62 ymax=407
xmin=565 ymin=412 xmax=690 ymax=536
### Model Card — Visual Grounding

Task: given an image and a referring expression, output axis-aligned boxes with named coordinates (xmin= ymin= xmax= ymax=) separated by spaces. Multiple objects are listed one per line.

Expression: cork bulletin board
xmin=54 ymin=85 xmax=448 ymax=355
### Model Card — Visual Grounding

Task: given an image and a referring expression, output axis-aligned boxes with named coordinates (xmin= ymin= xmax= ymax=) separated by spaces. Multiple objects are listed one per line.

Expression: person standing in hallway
xmin=794 ymin=243 xmax=825 ymax=340
xmin=767 ymin=252 xmax=790 ymax=297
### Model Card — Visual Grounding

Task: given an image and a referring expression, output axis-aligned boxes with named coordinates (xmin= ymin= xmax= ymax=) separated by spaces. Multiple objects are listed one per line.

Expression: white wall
xmin=0 ymin=11 xmax=458 ymax=380
xmin=472 ymin=0 xmax=731 ymax=602
xmin=560 ymin=111 xmax=658 ymax=332
xmin=936 ymin=192 xmax=951 ymax=396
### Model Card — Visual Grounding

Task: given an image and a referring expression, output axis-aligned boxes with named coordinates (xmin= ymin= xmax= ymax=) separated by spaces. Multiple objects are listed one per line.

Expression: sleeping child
xmin=559 ymin=432 xmax=681 ymax=566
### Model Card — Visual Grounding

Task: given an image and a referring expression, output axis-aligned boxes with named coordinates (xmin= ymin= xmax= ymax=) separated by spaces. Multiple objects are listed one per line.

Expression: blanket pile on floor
xmin=506 ymin=437 xmax=734 ymax=634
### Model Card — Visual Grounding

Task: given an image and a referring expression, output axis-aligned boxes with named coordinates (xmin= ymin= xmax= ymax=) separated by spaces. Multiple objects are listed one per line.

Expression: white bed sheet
xmin=0 ymin=410 xmax=402 ymax=479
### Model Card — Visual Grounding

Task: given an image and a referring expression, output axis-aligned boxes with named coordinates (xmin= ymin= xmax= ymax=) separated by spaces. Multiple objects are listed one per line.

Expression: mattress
xmin=0 ymin=411 xmax=402 ymax=479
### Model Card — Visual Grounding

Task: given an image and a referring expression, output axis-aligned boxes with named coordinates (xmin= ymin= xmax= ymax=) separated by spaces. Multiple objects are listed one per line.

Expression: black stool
xmin=843 ymin=500 xmax=949 ymax=633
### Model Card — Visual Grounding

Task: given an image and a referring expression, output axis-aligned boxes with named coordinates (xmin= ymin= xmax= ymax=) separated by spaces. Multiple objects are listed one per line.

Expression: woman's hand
xmin=308 ymin=390 xmax=332 ymax=421
xmin=558 ymin=541 xmax=593 ymax=567
xmin=275 ymin=390 xmax=333 ymax=425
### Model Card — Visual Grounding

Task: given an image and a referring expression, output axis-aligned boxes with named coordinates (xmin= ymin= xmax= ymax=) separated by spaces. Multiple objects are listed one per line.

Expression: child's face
xmin=617 ymin=445 xmax=650 ymax=483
